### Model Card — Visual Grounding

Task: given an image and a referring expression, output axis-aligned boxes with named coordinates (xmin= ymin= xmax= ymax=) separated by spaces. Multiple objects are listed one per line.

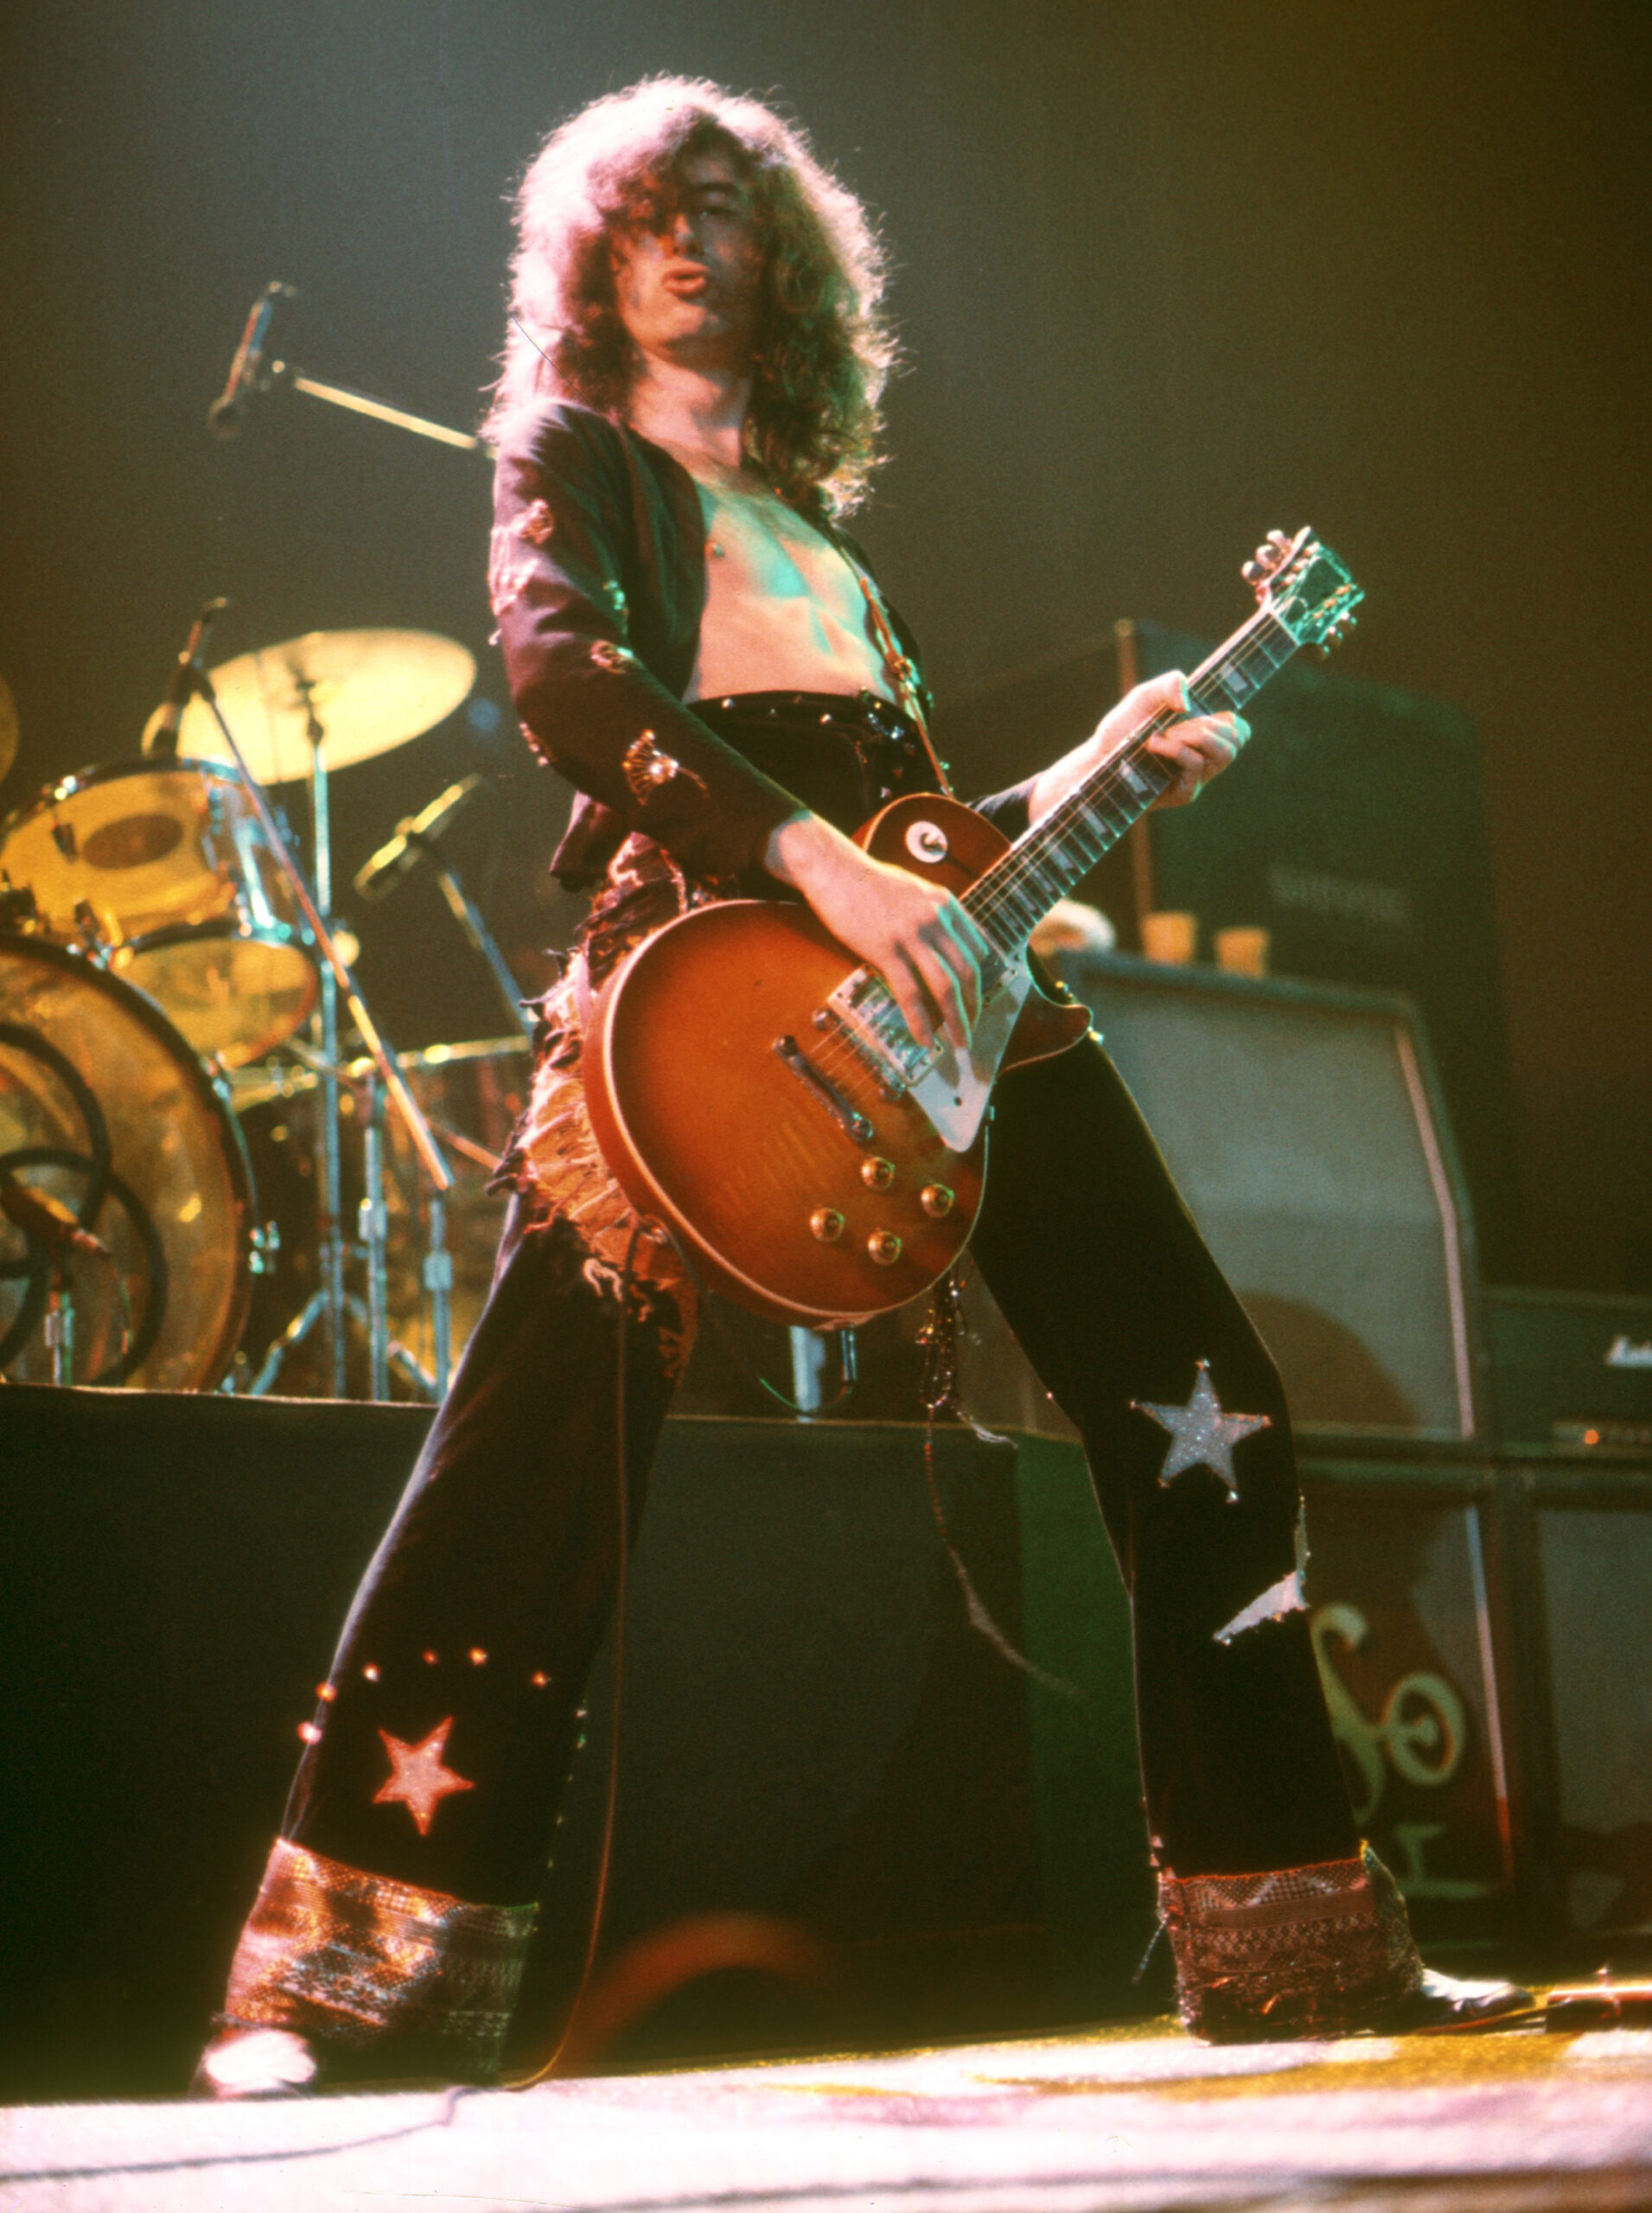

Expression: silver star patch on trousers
xmin=1132 ymin=1361 xmax=1272 ymax=1502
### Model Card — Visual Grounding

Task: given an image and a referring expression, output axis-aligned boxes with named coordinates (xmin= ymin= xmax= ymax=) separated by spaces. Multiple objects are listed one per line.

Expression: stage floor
xmin=4 ymin=2012 xmax=1652 ymax=2213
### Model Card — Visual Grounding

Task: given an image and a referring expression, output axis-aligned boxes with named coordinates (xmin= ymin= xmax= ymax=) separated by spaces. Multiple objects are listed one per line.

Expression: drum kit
xmin=0 ymin=624 xmax=531 ymax=1400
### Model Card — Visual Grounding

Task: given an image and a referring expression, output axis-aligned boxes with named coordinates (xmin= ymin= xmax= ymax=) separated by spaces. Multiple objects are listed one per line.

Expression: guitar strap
xmin=839 ymin=549 xmax=956 ymax=799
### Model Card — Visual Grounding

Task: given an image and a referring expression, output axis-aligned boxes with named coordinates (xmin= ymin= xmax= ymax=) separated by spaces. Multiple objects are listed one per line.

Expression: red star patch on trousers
xmin=373 ymin=1718 xmax=475 ymax=1835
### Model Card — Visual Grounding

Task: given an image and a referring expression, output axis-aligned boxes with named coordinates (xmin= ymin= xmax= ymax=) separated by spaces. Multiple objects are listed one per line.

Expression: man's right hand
xmin=763 ymin=810 xmax=992 ymax=1056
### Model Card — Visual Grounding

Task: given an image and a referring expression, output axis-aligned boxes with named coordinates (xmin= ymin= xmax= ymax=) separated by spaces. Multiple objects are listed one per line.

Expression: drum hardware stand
xmin=351 ymin=791 xmax=527 ymax=1393
xmin=238 ymin=1043 xmax=444 ymax=1400
xmin=0 ymin=1175 xmax=129 ymax=1386
xmin=365 ymin=820 xmax=532 ymax=1043
xmin=165 ymin=641 xmax=455 ymax=1401
xmin=41 ymin=1276 xmax=73 ymax=1382
xmin=42 ymin=1261 xmax=77 ymax=1385
xmin=429 ymin=857 xmax=533 ymax=1040
xmin=360 ymin=1072 xmax=391 ymax=1402
xmin=304 ymin=679 xmax=349 ymax=1395
xmin=425 ymin=1194 xmax=453 ymax=1400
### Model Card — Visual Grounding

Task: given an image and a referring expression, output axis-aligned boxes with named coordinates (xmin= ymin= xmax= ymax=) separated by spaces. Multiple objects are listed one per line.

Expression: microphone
xmin=354 ymin=775 xmax=487 ymax=902
xmin=0 ymin=1179 xmax=112 ymax=1262
xmin=208 ymin=280 xmax=297 ymax=440
xmin=145 ymin=597 xmax=228 ymax=758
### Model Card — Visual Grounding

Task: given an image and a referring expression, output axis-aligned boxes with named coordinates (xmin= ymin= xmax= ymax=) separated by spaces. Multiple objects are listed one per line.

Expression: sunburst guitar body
xmin=583 ymin=794 xmax=1087 ymax=1325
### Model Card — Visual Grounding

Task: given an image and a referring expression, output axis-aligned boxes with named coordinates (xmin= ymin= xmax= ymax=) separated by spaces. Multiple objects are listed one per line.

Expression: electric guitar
xmin=584 ymin=529 xmax=1362 ymax=1326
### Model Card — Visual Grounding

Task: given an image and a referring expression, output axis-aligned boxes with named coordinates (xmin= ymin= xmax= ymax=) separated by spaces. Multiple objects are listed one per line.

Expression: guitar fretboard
xmin=961 ymin=603 xmax=1302 ymax=959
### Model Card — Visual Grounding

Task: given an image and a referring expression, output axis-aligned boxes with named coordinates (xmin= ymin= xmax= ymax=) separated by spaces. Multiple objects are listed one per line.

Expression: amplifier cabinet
xmin=1046 ymin=953 xmax=1485 ymax=1443
xmin=1483 ymin=1285 xmax=1652 ymax=1456
xmin=1496 ymin=1457 xmax=1652 ymax=1942
xmin=1296 ymin=1448 xmax=1515 ymax=1946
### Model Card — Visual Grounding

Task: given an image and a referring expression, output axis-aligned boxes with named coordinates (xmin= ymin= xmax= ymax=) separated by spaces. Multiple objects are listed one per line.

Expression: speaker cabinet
xmin=1504 ymin=1459 xmax=1652 ymax=1941
xmin=1295 ymin=1452 xmax=1515 ymax=1943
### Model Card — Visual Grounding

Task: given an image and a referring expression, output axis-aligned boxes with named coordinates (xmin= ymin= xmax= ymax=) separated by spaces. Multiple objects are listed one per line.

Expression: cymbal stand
xmin=179 ymin=659 xmax=453 ymax=1401
xmin=426 ymin=1193 xmax=453 ymax=1400
xmin=359 ymin=1070 xmax=390 ymax=1400
xmin=307 ymin=689 xmax=348 ymax=1393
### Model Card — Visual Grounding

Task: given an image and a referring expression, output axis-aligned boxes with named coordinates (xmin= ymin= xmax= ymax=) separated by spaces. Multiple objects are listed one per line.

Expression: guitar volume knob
xmin=866 ymin=1230 xmax=902 ymax=1266
xmin=809 ymin=1208 xmax=845 ymax=1243
xmin=860 ymin=1157 xmax=895 ymax=1190
xmin=920 ymin=1183 xmax=954 ymax=1218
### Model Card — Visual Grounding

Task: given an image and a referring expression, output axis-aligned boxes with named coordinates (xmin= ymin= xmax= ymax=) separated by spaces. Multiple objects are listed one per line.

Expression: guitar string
xmin=799 ymin=609 xmax=1298 ymax=1100
xmin=797 ymin=604 xmax=1304 ymax=1098
xmin=953 ymin=604 xmax=1291 ymax=949
xmin=966 ymin=607 xmax=1293 ymax=939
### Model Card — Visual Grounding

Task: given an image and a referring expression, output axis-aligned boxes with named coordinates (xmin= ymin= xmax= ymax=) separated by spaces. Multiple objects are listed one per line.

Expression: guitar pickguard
xmin=904 ymin=961 xmax=1032 ymax=1151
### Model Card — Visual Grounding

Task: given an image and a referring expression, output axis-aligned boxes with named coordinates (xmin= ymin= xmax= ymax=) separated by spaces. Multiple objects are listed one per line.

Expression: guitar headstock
xmin=1244 ymin=527 xmax=1363 ymax=655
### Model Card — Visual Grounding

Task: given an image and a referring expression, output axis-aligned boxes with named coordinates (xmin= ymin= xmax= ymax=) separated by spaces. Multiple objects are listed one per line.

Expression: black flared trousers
xmin=279 ymin=1028 xmax=1357 ymax=1910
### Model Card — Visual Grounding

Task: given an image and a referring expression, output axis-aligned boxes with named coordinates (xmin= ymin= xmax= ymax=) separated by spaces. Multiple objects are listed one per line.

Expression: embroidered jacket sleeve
xmin=489 ymin=402 xmax=803 ymax=887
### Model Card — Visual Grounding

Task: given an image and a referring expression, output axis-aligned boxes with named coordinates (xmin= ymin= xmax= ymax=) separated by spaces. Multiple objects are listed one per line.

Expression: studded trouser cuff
xmin=1158 ymin=1843 xmax=1423 ymax=2042
xmin=223 ymin=1837 xmax=538 ymax=2075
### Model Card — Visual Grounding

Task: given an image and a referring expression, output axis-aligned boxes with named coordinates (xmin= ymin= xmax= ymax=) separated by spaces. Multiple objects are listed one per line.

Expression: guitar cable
xmin=917 ymin=1265 xmax=1078 ymax=1697
xmin=667 ymin=1241 xmax=860 ymax=1420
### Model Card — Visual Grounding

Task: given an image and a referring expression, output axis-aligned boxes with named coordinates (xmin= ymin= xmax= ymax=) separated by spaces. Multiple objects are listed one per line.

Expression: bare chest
xmin=688 ymin=481 xmax=895 ymax=705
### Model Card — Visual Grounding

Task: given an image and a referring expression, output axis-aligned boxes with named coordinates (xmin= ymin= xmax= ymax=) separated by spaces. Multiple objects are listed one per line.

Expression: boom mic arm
xmin=354 ymin=775 xmax=486 ymax=902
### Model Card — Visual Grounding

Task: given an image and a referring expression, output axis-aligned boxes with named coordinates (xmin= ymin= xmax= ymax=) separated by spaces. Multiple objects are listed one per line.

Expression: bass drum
xmin=0 ymin=936 xmax=254 ymax=1388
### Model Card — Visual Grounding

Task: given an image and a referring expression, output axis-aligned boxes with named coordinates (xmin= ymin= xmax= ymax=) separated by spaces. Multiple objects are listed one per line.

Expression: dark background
xmin=2 ymin=0 xmax=1648 ymax=1292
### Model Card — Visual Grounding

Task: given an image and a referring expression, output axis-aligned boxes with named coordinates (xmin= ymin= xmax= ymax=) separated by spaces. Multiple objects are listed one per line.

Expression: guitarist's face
xmin=610 ymin=154 xmax=763 ymax=377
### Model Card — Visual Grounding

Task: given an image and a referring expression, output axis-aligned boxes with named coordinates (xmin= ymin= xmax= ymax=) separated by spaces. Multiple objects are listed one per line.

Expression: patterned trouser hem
xmin=1158 ymin=1842 xmax=1424 ymax=2041
xmin=223 ymin=1837 xmax=538 ymax=2074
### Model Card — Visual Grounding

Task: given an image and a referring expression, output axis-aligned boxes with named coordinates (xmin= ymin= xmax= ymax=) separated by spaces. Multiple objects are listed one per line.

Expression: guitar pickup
xmin=774 ymin=1034 xmax=875 ymax=1145
xmin=826 ymin=971 xmax=938 ymax=1097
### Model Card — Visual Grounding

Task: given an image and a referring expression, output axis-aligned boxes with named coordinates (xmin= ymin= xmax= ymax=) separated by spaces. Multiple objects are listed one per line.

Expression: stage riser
xmin=0 ymin=1389 xmax=1150 ymax=2099
xmin=3 ymin=1387 xmax=1649 ymax=2101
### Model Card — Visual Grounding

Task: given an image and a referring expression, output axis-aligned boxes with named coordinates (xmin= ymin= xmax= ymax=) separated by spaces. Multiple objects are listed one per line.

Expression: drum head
xmin=113 ymin=926 xmax=317 ymax=1067
xmin=0 ymin=936 xmax=252 ymax=1388
xmin=0 ymin=759 xmax=236 ymax=940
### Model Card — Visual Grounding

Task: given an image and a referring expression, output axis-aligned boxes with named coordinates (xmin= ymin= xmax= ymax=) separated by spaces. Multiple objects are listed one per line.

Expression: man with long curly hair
xmin=196 ymin=78 xmax=1522 ymax=2098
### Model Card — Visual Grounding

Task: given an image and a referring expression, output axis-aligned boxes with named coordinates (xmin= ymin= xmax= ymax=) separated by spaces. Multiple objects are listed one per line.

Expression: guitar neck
xmin=962 ymin=602 xmax=1304 ymax=957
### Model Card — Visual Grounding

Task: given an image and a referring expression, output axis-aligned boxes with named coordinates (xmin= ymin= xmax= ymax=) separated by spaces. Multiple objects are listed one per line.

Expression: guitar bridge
xmin=826 ymin=970 xmax=938 ymax=1096
xmin=774 ymin=1034 xmax=875 ymax=1145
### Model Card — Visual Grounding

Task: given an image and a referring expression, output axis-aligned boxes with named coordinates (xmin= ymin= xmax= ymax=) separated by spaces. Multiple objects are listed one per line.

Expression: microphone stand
xmin=175 ymin=659 xmax=454 ymax=1400
xmin=399 ymin=832 xmax=533 ymax=1042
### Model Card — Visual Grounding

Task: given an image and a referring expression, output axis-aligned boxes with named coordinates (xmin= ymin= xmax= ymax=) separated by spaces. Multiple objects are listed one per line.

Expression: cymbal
xmin=144 ymin=628 xmax=475 ymax=784
xmin=0 ymin=671 xmax=18 ymax=784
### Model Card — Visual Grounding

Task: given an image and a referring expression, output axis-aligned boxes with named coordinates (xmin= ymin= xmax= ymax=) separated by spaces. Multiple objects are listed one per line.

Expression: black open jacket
xmin=488 ymin=400 xmax=1035 ymax=891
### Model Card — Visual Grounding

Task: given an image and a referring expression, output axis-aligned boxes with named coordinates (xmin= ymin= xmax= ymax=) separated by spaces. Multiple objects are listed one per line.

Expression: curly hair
xmin=484 ymin=78 xmax=896 ymax=513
